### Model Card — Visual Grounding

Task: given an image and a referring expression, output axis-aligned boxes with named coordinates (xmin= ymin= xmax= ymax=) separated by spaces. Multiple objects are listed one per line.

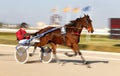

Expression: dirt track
xmin=0 ymin=44 xmax=120 ymax=76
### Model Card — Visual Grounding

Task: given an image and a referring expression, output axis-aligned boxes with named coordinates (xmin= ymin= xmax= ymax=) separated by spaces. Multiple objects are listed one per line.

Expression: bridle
xmin=82 ymin=16 xmax=90 ymax=29
xmin=65 ymin=15 xmax=92 ymax=36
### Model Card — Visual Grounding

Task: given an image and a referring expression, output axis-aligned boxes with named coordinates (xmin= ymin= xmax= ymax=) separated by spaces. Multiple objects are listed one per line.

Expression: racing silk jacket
xmin=16 ymin=28 xmax=30 ymax=40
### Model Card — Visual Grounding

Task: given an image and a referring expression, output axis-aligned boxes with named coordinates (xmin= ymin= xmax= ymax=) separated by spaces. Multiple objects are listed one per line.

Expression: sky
xmin=0 ymin=0 xmax=120 ymax=28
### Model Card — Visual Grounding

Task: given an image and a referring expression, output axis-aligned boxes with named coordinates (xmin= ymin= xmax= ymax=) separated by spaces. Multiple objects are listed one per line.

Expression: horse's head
xmin=82 ymin=14 xmax=94 ymax=33
xmin=76 ymin=15 xmax=94 ymax=33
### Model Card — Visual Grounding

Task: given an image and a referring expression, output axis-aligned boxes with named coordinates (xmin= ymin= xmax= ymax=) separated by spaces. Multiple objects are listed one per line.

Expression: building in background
xmin=110 ymin=18 xmax=120 ymax=39
xmin=50 ymin=14 xmax=62 ymax=25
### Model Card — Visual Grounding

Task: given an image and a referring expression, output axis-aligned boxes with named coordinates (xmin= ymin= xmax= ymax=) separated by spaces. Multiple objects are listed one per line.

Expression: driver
xmin=16 ymin=22 xmax=39 ymax=44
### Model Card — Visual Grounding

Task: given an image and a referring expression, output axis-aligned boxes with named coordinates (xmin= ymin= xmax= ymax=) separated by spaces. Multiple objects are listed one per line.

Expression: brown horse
xmin=31 ymin=14 xmax=94 ymax=64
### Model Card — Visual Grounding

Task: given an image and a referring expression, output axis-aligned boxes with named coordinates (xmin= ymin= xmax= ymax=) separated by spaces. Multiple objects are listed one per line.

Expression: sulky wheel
xmin=40 ymin=47 xmax=53 ymax=63
xmin=15 ymin=46 xmax=29 ymax=64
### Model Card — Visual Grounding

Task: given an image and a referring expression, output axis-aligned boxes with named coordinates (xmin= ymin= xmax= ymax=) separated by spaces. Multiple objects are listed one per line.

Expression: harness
xmin=19 ymin=27 xmax=60 ymax=45
xmin=20 ymin=26 xmax=82 ymax=46
xmin=66 ymin=26 xmax=82 ymax=36
xmin=61 ymin=26 xmax=66 ymax=34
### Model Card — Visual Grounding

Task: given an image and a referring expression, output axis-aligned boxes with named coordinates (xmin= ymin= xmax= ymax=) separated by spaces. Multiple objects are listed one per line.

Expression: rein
xmin=66 ymin=26 xmax=83 ymax=36
xmin=72 ymin=32 xmax=80 ymax=36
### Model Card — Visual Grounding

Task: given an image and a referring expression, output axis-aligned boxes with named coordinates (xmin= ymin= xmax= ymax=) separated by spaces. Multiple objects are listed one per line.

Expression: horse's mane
xmin=65 ymin=17 xmax=82 ymax=27
xmin=31 ymin=26 xmax=55 ymax=36
xmin=65 ymin=15 xmax=91 ymax=27
xmin=36 ymin=17 xmax=78 ymax=34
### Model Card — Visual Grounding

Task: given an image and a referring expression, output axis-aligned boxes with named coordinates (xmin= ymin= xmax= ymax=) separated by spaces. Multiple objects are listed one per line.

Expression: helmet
xmin=20 ymin=22 xmax=29 ymax=28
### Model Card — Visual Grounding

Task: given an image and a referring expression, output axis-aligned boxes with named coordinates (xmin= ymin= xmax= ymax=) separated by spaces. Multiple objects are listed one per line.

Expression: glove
xmin=23 ymin=33 xmax=30 ymax=38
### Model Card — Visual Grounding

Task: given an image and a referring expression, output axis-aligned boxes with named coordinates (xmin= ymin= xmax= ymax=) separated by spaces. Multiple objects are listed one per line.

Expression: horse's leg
xmin=77 ymin=51 xmax=87 ymax=64
xmin=50 ymin=43 xmax=60 ymax=63
xmin=70 ymin=43 xmax=91 ymax=67
xmin=78 ymin=51 xmax=91 ymax=68
xmin=65 ymin=43 xmax=87 ymax=63
xmin=64 ymin=51 xmax=77 ymax=57
xmin=65 ymin=43 xmax=78 ymax=57
xmin=71 ymin=43 xmax=87 ymax=63
xmin=29 ymin=45 xmax=37 ymax=57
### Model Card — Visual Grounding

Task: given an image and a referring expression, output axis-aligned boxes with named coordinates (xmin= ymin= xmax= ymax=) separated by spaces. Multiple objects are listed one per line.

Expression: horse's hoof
xmin=29 ymin=53 xmax=33 ymax=57
xmin=87 ymin=65 xmax=91 ymax=68
xmin=64 ymin=52 xmax=73 ymax=57
xmin=104 ymin=61 xmax=109 ymax=63
xmin=57 ymin=60 xmax=61 ymax=64
xmin=64 ymin=52 xmax=68 ymax=55
xmin=83 ymin=61 xmax=91 ymax=68
xmin=64 ymin=52 xmax=71 ymax=57
xmin=83 ymin=61 xmax=88 ymax=65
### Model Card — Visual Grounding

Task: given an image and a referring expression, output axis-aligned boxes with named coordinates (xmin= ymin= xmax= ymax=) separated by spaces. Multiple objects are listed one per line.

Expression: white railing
xmin=0 ymin=28 xmax=110 ymax=35
xmin=0 ymin=28 xmax=38 ymax=33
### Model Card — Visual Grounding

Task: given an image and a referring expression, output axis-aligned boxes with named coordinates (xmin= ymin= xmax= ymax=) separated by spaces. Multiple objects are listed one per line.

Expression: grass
xmin=0 ymin=32 xmax=18 ymax=45
xmin=0 ymin=32 xmax=120 ymax=53
xmin=79 ymin=35 xmax=120 ymax=53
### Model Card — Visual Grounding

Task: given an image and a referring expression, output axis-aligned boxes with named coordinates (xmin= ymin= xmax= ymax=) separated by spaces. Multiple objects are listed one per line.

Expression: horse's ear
xmin=79 ymin=16 xmax=82 ymax=18
xmin=70 ymin=20 xmax=75 ymax=22
xmin=76 ymin=18 xmax=80 ymax=21
xmin=86 ymin=14 xmax=90 ymax=18
xmin=84 ymin=14 xmax=86 ymax=16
